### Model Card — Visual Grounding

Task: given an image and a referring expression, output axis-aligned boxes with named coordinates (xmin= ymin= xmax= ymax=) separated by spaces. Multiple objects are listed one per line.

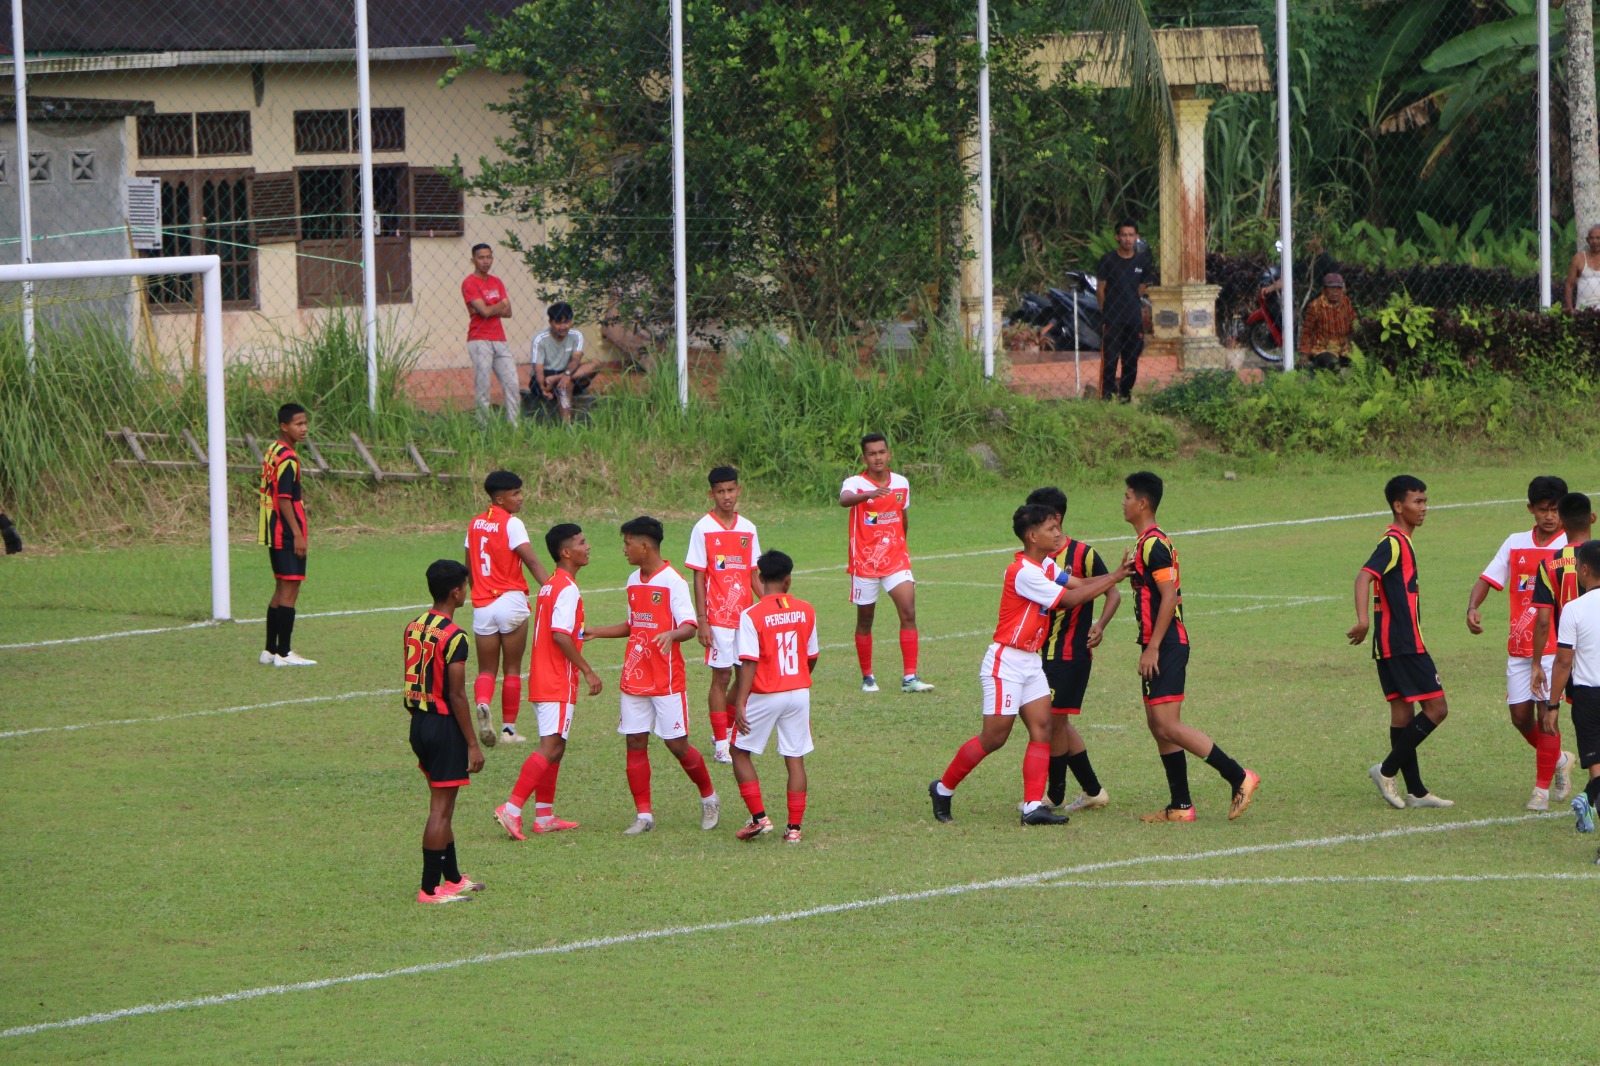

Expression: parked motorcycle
xmin=1244 ymin=263 xmax=1286 ymax=363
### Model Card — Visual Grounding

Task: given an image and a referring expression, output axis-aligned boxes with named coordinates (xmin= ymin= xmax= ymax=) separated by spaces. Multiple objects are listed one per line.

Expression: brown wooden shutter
xmin=250 ymin=171 xmax=299 ymax=244
xmin=409 ymin=167 xmax=465 ymax=237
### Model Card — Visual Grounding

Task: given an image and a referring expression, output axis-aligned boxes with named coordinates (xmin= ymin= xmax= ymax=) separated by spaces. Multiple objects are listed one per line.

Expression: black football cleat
xmin=929 ymin=780 xmax=953 ymax=823
xmin=1021 ymin=805 xmax=1070 ymax=826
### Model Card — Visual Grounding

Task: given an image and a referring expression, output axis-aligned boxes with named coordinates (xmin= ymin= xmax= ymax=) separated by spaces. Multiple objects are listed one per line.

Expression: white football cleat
xmin=501 ymin=726 xmax=527 ymax=743
xmin=1064 ymin=788 xmax=1110 ymax=813
xmin=474 ymin=702 xmax=497 ymax=748
xmin=259 ymin=650 xmax=284 ymax=666
xmin=701 ymin=796 xmax=721 ymax=830
xmin=1404 ymin=792 xmax=1455 ymax=808
xmin=622 ymin=816 xmax=655 ymax=836
xmin=1527 ymin=787 xmax=1551 ymax=812
xmin=1553 ymin=751 xmax=1576 ymax=801
xmin=278 ymin=651 xmax=317 ymax=666
xmin=1369 ymin=764 xmax=1405 ymax=809
xmin=712 ymin=742 xmax=733 ymax=764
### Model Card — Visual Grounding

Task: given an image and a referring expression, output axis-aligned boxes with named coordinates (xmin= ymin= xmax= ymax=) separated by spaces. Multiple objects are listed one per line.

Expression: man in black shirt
xmin=1095 ymin=219 xmax=1155 ymax=402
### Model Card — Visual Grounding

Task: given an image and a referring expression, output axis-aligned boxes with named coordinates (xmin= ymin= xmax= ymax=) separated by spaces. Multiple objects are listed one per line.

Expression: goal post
xmin=0 ymin=254 xmax=231 ymax=620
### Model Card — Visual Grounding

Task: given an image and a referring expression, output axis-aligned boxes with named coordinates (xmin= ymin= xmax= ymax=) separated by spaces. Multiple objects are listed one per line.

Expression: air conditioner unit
xmin=124 ymin=176 xmax=162 ymax=250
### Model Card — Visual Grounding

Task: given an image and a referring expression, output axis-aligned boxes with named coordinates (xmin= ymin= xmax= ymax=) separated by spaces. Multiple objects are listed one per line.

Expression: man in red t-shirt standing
xmin=462 ymin=243 xmax=518 ymax=423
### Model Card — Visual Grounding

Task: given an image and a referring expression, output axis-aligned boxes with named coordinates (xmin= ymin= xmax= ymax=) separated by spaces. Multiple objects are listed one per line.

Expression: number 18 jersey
xmin=737 ymin=593 xmax=819 ymax=694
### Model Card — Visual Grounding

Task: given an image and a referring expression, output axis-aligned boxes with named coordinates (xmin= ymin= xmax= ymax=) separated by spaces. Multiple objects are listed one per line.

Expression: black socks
xmin=1161 ymin=750 xmax=1192 ymax=809
xmin=442 ymin=842 xmax=461 ymax=884
xmin=1388 ymin=725 xmax=1428 ymax=796
xmin=1381 ymin=712 xmax=1438 ymax=780
xmin=265 ymin=606 xmax=298 ymax=655
xmin=421 ymin=848 xmax=448 ymax=894
xmin=1048 ymin=752 xmax=1103 ymax=806
xmin=1204 ymin=744 xmax=1247 ymax=791
xmin=1047 ymin=754 xmax=1069 ymax=806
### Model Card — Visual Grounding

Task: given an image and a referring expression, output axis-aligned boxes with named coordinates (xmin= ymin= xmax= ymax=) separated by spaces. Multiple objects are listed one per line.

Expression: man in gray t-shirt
xmin=531 ymin=301 xmax=598 ymax=423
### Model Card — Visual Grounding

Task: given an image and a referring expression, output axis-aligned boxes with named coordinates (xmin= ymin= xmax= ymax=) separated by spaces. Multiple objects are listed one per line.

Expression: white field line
xmin=0 ymin=810 xmax=1554 ymax=1041
xmin=1034 ymin=872 xmax=1600 ymax=890
xmin=0 ymin=690 xmax=397 ymax=740
xmin=0 ymin=493 xmax=1527 ymax=652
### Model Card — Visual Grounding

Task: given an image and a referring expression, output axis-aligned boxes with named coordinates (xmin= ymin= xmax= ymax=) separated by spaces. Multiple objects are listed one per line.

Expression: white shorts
xmin=849 ymin=569 xmax=914 ymax=606
xmin=734 ymin=689 xmax=814 ymax=757
xmin=979 ymin=642 xmax=1051 ymax=716
xmin=471 ymin=590 xmax=531 ymax=636
xmin=534 ymin=700 xmax=575 ymax=739
xmin=618 ymin=691 xmax=689 ymax=739
xmin=1507 ymin=654 xmax=1556 ymax=704
xmin=703 ymin=625 xmax=739 ymax=670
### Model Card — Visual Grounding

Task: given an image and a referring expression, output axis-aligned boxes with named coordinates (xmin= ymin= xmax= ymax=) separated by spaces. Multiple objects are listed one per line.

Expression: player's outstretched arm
xmin=839 ymin=487 xmax=890 ymax=507
xmin=1465 ymin=577 xmax=1493 ymax=635
xmin=587 ymin=622 xmax=630 ymax=640
xmin=553 ymin=631 xmax=603 ymax=696
xmin=446 ymin=660 xmax=485 ymax=773
xmin=1054 ymin=549 xmax=1132 ymax=609
xmin=1347 ymin=570 xmax=1374 ymax=645
xmin=513 ymin=542 xmax=551 ymax=587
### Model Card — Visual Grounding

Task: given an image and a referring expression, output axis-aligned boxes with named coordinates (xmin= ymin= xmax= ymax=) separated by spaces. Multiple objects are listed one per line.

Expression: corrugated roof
xmin=0 ymin=94 xmax=154 ymax=120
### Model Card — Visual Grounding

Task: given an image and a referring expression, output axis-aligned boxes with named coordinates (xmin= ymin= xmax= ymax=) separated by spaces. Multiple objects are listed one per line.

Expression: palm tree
xmin=1569 ymin=0 xmax=1599 ymax=239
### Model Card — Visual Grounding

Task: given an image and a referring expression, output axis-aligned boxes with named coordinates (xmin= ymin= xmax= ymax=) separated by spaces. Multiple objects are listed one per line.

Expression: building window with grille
xmin=293 ymin=108 xmax=405 ymax=154
xmin=139 ymin=112 xmax=252 ymax=158
xmin=137 ymin=170 xmax=256 ymax=310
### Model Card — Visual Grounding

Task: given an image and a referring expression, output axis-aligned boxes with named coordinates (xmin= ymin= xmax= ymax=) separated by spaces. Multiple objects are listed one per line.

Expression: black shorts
xmin=1044 ymin=658 xmax=1093 ymax=714
xmin=1140 ymin=642 xmax=1188 ymax=705
xmin=1571 ymin=687 xmax=1600 ymax=769
xmin=1375 ymin=652 xmax=1444 ymax=704
xmin=267 ymin=525 xmax=306 ymax=581
xmin=410 ymin=711 xmax=470 ymax=788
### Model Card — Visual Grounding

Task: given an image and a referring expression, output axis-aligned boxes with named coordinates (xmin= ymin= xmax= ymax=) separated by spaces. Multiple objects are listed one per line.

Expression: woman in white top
xmin=1564 ymin=224 xmax=1600 ymax=313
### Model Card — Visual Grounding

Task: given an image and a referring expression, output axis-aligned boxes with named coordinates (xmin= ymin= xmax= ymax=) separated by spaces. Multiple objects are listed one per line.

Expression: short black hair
xmin=471 ymin=242 xmax=492 ymax=255
xmin=483 ymin=470 xmax=522 ymax=497
xmin=1013 ymin=503 xmax=1055 ymax=542
xmin=1578 ymin=539 xmax=1600 ymax=577
xmin=1559 ymin=492 xmax=1593 ymax=532
xmin=1384 ymin=474 xmax=1427 ymax=509
xmin=547 ymin=301 xmax=573 ymax=322
xmin=1528 ymin=475 xmax=1569 ymax=506
xmin=277 ymin=402 xmax=307 ymax=425
xmin=426 ymin=559 xmax=470 ymax=603
xmin=545 ymin=522 xmax=582 ymax=562
xmin=1025 ymin=486 xmax=1068 ymax=518
xmin=756 ymin=550 xmax=793 ymax=582
xmin=861 ymin=433 xmax=888 ymax=453
xmin=620 ymin=515 xmax=664 ymax=546
xmin=708 ymin=465 xmax=739 ymax=487
xmin=1125 ymin=471 xmax=1164 ymax=513
xmin=1116 ymin=218 xmax=1138 ymax=234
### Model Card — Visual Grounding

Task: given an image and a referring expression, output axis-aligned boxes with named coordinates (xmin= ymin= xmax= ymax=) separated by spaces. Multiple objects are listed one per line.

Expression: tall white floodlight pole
xmin=1538 ymin=0 xmax=1553 ymax=308
xmin=1275 ymin=0 xmax=1295 ymax=371
xmin=11 ymin=0 xmax=36 ymax=368
xmin=670 ymin=0 xmax=689 ymax=410
xmin=354 ymin=0 xmax=380 ymax=410
xmin=978 ymin=0 xmax=995 ymax=379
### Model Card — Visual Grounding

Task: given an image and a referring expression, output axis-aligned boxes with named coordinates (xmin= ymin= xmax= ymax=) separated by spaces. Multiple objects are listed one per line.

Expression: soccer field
xmin=3 ymin=457 xmax=1597 ymax=1063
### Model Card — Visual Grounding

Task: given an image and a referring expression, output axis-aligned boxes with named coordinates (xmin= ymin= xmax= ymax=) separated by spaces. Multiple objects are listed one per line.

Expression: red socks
xmin=626 ymin=749 xmax=652 ymax=814
xmin=738 ymin=779 xmax=764 ymax=816
xmin=710 ymin=710 xmax=731 ymax=743
xmin=1532 ymin=726 xmax=1563 ymax=789
xmin=940 ymin=737 xmax=988 ymax=791
xmin=855 ymin=634 xmax=873 ymax=676
xmin=899 ymin=630 xmax=918 ymax=677
xmin=474 ymin=672 xmax=494 ymax=709
xmin=1022 ymin=741 xmax=1049 ymax=804
xmin=500 ymin=675 xmax=521 ymax=725
xmin=787 ymin=791 xmax=806 ymax=828
xmin=536 ymin=760 xmax=561 ymax=808
xmin=677 ymin=746 xmax=715 ymax=798
xmin=510 ymin=752 xmax=550 ymax=808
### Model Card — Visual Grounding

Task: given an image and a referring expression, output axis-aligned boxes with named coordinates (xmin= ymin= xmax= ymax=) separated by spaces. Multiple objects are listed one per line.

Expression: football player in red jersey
xmin=465 ymin=470 xmax=550 ymax=747
xmin=258 ymin=403 xmax=315 ymax=667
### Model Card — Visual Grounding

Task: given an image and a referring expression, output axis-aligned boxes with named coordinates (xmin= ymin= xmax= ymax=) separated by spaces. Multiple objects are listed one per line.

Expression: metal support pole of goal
xmin=1275 ymin=0 xmax=1295 ymax=371
xmin=10 ymin=0 xmax=37 ymax=369
xmin=670 ymin=0 xmax=689 ymax=410
xmin=978 ymin=0 xmax=995 ymax=380
xmin=355 ymin=0 xmax=381 ymax=410
xmin=1538 ymin=0 xmax=1553 ymax=309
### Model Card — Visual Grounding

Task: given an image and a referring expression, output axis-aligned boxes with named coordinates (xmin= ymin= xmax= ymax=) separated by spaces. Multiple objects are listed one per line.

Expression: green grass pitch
xmin=3 ymin=457 xmax=1597 ymax=1063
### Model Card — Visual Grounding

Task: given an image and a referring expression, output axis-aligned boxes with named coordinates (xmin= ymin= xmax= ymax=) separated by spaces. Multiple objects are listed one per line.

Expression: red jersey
xmin=1479 ymin=527 xmax=1566 ymax=656
xmin=993 ymin=553 xmax=1067 ymax=653
xmin=462 ymin=273 xmax=508 ymax=342
xmin=737 ymin=593 xmax=819 ymax=694
xmin=402 ymin=610 xmax=470 ymax=715
xmin=465 ymin=506 xmax=531 ymax=607
xmin=1534 ymin=544 xmax=1582 ymax=633
xmin=257 ymin=439 xmax=305 ymax=548
xmin=621 ymin=562 xmax=696 ymax=696
xmin=1130 ymin=526 xmax=1187 ymax=648
xmin=842 ymin=471 xmax=912 ymax=578
xmin=1362 ymin=526 xmax=1425 ymax=659
xmin=527 ymin=570 xmax=585 ymax=703
xmin=684 ymin=512 xmax=762 ymax=629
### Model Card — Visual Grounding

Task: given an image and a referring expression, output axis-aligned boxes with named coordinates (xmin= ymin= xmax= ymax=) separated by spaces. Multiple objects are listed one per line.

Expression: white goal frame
xmin=0 ymin=255 xmax=231 ymax=620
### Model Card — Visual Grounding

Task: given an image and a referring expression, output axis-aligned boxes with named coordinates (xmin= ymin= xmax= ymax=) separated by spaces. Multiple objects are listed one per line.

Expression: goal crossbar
xmin=0 ymin=255 xmax=231 ymax=620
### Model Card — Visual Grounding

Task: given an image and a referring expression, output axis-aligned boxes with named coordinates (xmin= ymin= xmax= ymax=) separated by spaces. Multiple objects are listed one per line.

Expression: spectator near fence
xmin=1095 ymin=219 xmax=1155 ymax=403
xmin=462 ymin=244 xmax=519 ymax=425
xmin=532 ymin=302 xmax=599 ymax=424
xmin=1299 ymin=273 xmax=1358 ymax=367
xmin=1565 ymin=225 xmax=1600 ymax=314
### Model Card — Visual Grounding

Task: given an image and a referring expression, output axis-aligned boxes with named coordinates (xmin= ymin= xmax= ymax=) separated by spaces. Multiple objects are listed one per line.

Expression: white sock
xmin=1022 ymin=800 xmax=1041 ymax=814
xmin=935 ymin=782 xmax=954 ymax=797
xmin=703 ymin=791 xmax=719 ymax=805
xmin=503 ymin=802 xmax=522 ymax=817
xmin=636 ymin=812 xmax=655 ymax=823
xmin=535 ymin=804 xmax=554 ymax=823
xmin=503 ymin=724 xmax=517 ymax=735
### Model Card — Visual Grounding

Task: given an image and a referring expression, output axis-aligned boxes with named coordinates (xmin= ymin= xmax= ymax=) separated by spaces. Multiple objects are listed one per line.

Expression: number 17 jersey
xmin=737 ymin=593 xmax=819 ymax=694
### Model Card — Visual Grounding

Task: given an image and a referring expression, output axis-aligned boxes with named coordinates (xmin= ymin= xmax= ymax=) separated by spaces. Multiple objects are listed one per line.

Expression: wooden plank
xmin=120 ymin=427 xmax=150 ymax=463
xmin=303 ymin=439 xmax=334 ymax=474
xmin=241 ymin=432 xmax=266 ymax=464
xmin=181 ymin=428 xmax=208 ymax=464
xmin=112 ymin=458 xmax=203 ymax=470
xmin=348 ymin=433 xmax=385 ymax=481
xmin=406 ymin=442 xmax=434 ymax=478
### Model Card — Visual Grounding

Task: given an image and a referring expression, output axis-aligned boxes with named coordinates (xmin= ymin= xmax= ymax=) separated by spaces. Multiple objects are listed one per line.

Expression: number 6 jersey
xmin=736 ymin=593 xmax=819 ymax=693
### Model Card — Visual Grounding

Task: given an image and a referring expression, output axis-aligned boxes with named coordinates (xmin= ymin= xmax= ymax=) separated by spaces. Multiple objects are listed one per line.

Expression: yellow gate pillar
xmin=1146 ymin=88 xmax=1228 ymax=370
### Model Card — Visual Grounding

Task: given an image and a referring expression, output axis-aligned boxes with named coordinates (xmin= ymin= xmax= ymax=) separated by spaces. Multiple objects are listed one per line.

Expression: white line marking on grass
xmin=1 ymin=493 xmax=1531 ymax=651
xmin=0 ymin=690 xmax=397 ymax=740
xmin=0 ymin=811 xmax=1555 ymax=1040
xmin=1035 ymin=872 xmax=1600 ymax=890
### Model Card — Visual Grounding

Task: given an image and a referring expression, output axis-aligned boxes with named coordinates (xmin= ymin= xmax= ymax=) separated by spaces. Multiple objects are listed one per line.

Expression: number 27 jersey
xmin=737 ymin=594 xmax=819 ymax=694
